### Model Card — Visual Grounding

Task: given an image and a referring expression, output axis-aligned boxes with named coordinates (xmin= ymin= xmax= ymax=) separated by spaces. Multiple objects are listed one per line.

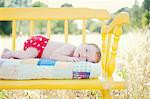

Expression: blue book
xmin=37 ymin=59 xmax=56 ymax=66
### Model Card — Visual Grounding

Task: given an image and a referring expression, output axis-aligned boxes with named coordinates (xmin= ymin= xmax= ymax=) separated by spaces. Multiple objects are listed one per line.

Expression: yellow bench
xmin=0 ymin=8 xmax=129 ymax=99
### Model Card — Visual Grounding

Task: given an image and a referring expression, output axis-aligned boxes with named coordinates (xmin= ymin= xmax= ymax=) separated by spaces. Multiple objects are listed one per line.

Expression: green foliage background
xmin=0 ymin=0 xmax=150 ymax=36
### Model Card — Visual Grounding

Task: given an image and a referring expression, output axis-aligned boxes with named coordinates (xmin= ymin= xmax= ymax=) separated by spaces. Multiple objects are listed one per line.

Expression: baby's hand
xmin=71 ymin=57 xmax=80 ymax=62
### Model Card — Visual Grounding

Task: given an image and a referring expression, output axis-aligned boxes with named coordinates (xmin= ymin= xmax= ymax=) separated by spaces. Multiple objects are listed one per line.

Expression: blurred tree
xmin=0 ymin=0 xmax=32 ymax=36
xmin=115 ymin=0 xmax=143 ymax=32
xmin=9 ymin=0 xmax=31 ymax=7
xmin=86 ymin=20 xmax=100 ymax=33
xmin=114 ymin=7 xmax=129 ymax=15
xmin=61 ymin=3 xmax=73 ymax=7
xmin=50 ymin=3 xmax=80 ymax=34
xmin=68 ymin=21 xmax=80 ymax=34
xmin=0 ymin=21 xmax=12 ymax=36
xmin=32 ymin=1 xmax=48 ymax=7
xmin=142 ymin=11 xmax=150 ymax=29
xmin=12 ymin=0 xmax=32 ymax=35
xmin=52 ymin=20 xmax=64 ymax=34
xmin=0 ymin=0 xmax=11 ymax=7
xmin=141 ymin=0 xmax=150 ymax=29
xmin=0 ymin=0 xmax=4 ymax=7
xmin=51 ymin=20 xmax=80 ymax=34
xmin=0 ymin=0 xmax=11 ymax=36
xmin=32 ymin=1 xmax=48 ymax=34
xmin=142 ymin=0 xmax=150 ymax=11
xmin=129 ymin=2 xmax=143 ymax=30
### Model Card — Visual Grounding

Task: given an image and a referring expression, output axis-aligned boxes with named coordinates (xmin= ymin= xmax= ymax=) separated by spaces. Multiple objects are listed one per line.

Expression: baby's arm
xmin=50 ymin=54 xmax=79 ymax=62
xmin=50 ymin=46 xmax=79 ymax=62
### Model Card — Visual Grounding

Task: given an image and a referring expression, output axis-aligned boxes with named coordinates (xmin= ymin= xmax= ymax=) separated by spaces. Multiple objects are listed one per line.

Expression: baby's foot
xmin=1 ymin=48 xmax=9 ymax=57
xmin=1 ymin=48 xmax=12 ymax=59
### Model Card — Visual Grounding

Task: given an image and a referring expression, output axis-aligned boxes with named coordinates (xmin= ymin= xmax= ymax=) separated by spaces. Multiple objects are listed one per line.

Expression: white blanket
xmin=0 ymin=58 xmax=102 ymax=80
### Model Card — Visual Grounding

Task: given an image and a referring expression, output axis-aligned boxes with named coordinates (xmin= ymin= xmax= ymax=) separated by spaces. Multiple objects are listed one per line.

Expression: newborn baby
xmin=1 ymin=35 xmax=101 ymax=63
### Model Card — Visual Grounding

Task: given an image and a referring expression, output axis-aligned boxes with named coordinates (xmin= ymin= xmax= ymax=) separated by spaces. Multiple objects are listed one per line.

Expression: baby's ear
xmin=96 ymin=52 xmax=101 ymax=62
xmin=98 ymin=52 xmax=101 ymax=58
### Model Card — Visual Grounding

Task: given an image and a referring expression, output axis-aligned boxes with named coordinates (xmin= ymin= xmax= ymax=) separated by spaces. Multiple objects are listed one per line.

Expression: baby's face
xmin=73 ymin=44 xmax=99 ymax=63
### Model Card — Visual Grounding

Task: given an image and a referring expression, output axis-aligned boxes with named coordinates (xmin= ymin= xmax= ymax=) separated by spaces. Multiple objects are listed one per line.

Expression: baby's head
xmin=73 ymin=43 xmax=101 ymax=63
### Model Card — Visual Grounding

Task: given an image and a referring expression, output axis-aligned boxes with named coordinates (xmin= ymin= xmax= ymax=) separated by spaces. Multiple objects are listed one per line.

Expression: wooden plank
xmin=0 ymin=79 xmax=126 ymax=90
xmin=30 ymin=20 xmax=34 ymax=37
xmin=47 ymin=20 xmax=51 ymax=39
xmin=82 ymin=20 xmax=86 ymax=43
xmin=12 ymin=20 xmax=16 ymax=50
xmin=64 ymin=20 xmax=68 ymax=43
xmin=0 ymin=8 xmax=110 ymax=20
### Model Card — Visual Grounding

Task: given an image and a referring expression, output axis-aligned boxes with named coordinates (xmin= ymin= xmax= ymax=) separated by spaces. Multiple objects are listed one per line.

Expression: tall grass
xmin=115 ymin=30 xmax=150 ymax=99
xmin=124 ymin=32 xmax=150 ymax=99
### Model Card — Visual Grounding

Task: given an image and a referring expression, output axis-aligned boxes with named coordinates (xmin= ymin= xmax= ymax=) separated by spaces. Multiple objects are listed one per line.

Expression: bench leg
xmin=101 ymin=90 xmax=112 ymax=99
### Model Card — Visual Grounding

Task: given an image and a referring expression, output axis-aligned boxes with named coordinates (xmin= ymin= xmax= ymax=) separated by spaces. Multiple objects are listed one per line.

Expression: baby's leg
xmin=1 ymin=47 xmax=38 ymax=59
xmin=1 ymin=48 xmax=10 ymax=58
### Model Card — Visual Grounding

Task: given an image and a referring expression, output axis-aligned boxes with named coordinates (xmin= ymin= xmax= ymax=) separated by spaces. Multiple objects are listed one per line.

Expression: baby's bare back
xmin=41 ymin=41 xmax=76 ymax=58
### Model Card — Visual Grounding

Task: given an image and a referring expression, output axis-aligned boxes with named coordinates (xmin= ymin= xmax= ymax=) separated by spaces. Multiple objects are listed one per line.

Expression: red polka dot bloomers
xmin=24 ymin=35 xmax=49 ymax=58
